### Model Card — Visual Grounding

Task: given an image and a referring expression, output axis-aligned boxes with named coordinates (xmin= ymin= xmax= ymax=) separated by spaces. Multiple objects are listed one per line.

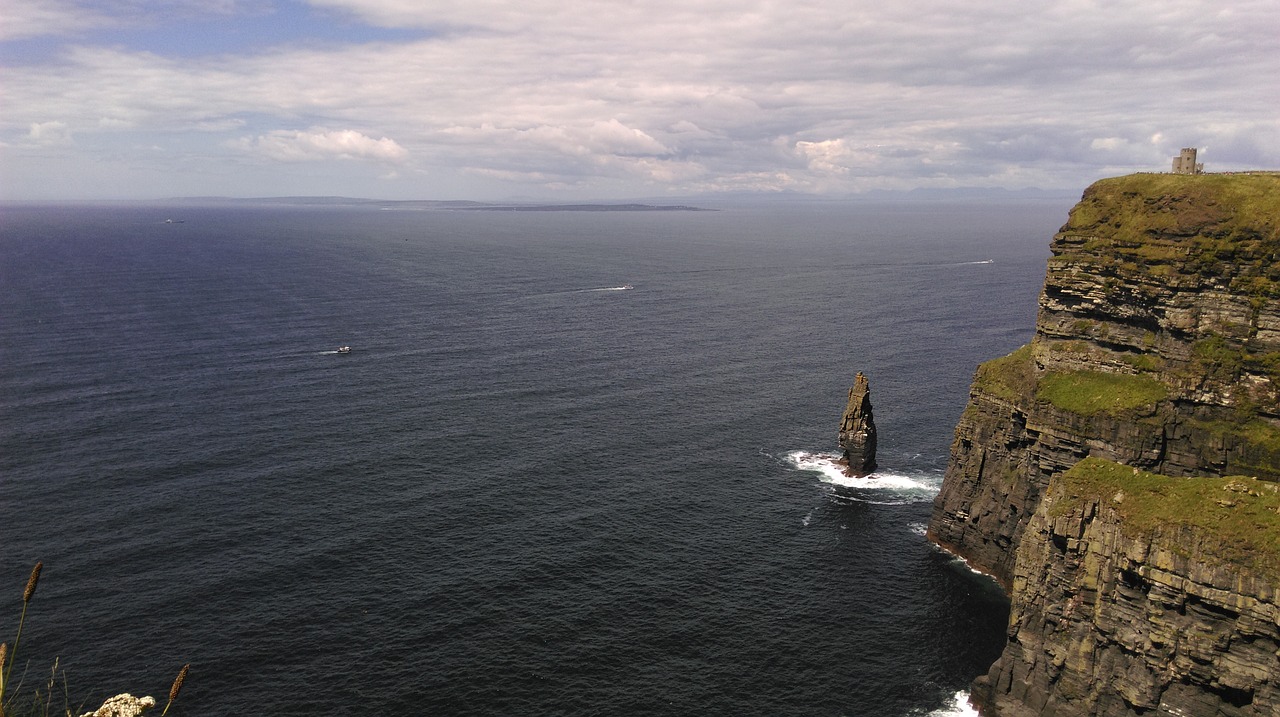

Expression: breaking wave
xmin=930 ymin=540 xmax=1002 ymax=584
xmin=925 ymin=691 xmax=980 ymax=716
xmin=781 ymin=450 xmax=940 ymax=505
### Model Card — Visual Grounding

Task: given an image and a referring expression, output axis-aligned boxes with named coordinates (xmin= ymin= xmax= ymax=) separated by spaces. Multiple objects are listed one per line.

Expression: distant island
xmin=451 ymin=203 xmax=712 ymax=212
xmin=163 ymin=196 xmax=713 ymax=212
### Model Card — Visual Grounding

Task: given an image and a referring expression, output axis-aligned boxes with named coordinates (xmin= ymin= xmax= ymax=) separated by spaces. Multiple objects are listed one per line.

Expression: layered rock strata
xmin=926 ymin=173 xmax=1280 ymax=716
xmin=837 ymin=371 xmax=877 ymax=477
xmin=973 ymin=459 xmax=1279 ymax=717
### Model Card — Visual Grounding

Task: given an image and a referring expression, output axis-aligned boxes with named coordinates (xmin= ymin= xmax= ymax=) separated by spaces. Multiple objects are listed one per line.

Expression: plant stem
xmin=4 ymin=601 xmax=30 ymax=695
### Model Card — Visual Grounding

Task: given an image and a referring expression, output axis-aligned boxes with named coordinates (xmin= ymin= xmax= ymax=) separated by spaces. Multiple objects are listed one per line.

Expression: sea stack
xmin=837 ymin=372 xmax=877 ymax=477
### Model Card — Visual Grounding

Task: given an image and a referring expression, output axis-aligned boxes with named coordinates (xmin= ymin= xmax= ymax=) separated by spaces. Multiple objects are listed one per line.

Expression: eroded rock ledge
xmin=974 ymin=459 xmax=1279 ymax=717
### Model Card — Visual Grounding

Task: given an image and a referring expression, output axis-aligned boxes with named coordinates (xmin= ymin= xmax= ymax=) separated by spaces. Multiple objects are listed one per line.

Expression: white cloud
xmin=0 ymin=0 xmax=108 ymax=40
xmin=193 ymin=118 xmax=246 ymax=132
xmin=1090 ymin=137 xmax=1125 ymax=152
xmin=795 ymin=139 xmax=854 ymax=175
xmin=1 ymin=0 xmax=1279 ymax=198
xmin=580 ymin=119 xmax=671 ymax=157
xmin=232 ymin=129 xmax=407 ymax=163
xmin=0 ymin=0 xmax=250 ymax=40
xmin=692 ymin=170 xmax=802 ymax=194
xmin=442 ymin=120 xmax=669 ymax=158
xmin=464 ymin=167 xmax=555 ymax=183
xmin=27 ymin=120 xmax=72 ymax=145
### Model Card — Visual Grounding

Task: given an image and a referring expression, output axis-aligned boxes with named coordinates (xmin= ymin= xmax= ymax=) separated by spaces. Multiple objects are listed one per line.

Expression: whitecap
xmin=908 ymin=522 xmax=928 ymax=536
xmin=926 ymin=691 xmax=980 ymax=716
xmin=930 ymin=541 xmax=1002 ymax=584
xmin=784 ymin=450 xmax=850 ymax=483
xmin=826 ymin=469 xmax=936 ymax=493
xmin=782 ymin=450 xmax=940 ymax=504
xmin=829 ymin=494 xmax=925 ymax=507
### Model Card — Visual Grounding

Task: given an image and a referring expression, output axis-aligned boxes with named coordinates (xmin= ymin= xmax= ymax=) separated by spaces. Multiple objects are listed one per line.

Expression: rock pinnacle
xmin=838 ymin=371 xmax=877 ymax=477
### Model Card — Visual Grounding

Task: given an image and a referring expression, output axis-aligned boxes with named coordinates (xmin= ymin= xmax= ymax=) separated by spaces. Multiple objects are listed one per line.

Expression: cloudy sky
xmin=2 ymin=0 xmax=1277 ymax=200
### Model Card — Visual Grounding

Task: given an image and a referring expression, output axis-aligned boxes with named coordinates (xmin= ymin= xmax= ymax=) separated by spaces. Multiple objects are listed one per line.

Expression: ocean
xmin=0 ymin=199 xmax=1063 ymax=716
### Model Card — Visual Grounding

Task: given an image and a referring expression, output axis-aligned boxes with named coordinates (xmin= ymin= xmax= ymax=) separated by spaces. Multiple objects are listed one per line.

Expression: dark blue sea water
xmin=0 ymin=200 xmax=1063 ymax=716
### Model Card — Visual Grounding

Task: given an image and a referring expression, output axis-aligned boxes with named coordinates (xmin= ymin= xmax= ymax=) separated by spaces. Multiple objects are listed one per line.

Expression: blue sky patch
xmin=0 ymin=1 xmax=432 ymax=65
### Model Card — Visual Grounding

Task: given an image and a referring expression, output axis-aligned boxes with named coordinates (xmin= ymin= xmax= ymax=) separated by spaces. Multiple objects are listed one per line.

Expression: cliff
xmin=926 ymin=173 xmax=1280 ymax=716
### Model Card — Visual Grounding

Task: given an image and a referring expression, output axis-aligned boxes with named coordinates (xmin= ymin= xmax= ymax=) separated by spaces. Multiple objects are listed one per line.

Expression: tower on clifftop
xmin=1171 ymin=147 xmax=1203 ymax=175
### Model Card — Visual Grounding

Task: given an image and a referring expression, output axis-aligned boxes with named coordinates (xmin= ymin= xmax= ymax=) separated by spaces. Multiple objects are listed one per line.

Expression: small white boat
xmin=336 ymin=346 xmax=352 ymax=354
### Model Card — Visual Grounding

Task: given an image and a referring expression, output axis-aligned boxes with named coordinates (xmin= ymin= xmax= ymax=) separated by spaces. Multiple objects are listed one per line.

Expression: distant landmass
xmin=453 ymin=203 xmax=712 ymax=212
xmin=163 ymin=197 xmax=713 ymax=212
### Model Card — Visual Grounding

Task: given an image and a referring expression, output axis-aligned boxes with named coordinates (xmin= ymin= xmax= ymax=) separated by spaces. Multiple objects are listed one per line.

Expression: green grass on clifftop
xmin=1065 ymin=173 xmax=1280 ymax=244
xmin=1055 ymin=457 xmax=1280 ymax=575
xmin=971 ymin=346 xmax=1169 ymax=416
xmin=1036 ymin=370 xmax=1167 ymax=416
xmin=972 ymin=344 xmax=1037 ymax=403
xmin=1056 ymin=173 xmax=1280 ymax=294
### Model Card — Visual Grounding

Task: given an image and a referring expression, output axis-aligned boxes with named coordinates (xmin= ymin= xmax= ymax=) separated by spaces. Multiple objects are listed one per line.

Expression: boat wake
xmin=957 ymin=259 xmax=993 ymax=265
xmin=781 ymin=450 xmax=939 ymax=505
xmin=522 ymin=285 xmax=635 ymax=301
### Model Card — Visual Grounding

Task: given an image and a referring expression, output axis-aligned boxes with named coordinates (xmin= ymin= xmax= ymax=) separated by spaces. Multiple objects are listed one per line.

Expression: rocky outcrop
xmin=1033 ymin=176 xmax=1280 ymax=422
xmin=837 ymin=372 xmax=877 ymax=476
xmin=974 ymin=460 xmax=1280 ymax=717
xmin=80 ymin=694 xmax=156 ymax=717
xmin=926 ymin=173 xmax=1280 ymax=715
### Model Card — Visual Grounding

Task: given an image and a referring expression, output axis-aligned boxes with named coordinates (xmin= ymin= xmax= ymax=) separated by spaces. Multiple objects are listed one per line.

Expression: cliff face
xmin=927 ymin=173 xmax=1280 ymax=716
xmin=974 ymin=459 xmax=1280 ymax=717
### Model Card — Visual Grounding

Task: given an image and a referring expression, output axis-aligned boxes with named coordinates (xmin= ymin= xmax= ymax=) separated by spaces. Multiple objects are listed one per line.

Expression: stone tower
xmin=1171 ymin=147 xmax=1203 ymax=175
xmin=837 ymin=371 xmax=878 ymax=477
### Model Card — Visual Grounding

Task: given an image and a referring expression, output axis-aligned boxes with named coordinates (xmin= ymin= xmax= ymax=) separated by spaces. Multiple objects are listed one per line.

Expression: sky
xmin=1 ymin=0 xmax=1278 ymax=201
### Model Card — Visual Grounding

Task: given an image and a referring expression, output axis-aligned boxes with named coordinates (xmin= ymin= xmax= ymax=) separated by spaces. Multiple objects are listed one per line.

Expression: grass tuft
xmin=20 ymin=567 xmax=39 ymax=607
xmin=161 ymin=664 xmax=189 ymax=717
xmin=2 ymin=564 xmax=189 ymax=717
xmin=1053 ymin=457 xmax=1280 ymax=575
xmin=972 ymin=344 xmax=1037 ymax=403
xmin=1036 ymin=370 xmax=1166 ymax=416
xmin=1059 ymin=173 xmax=1280 ymax=294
